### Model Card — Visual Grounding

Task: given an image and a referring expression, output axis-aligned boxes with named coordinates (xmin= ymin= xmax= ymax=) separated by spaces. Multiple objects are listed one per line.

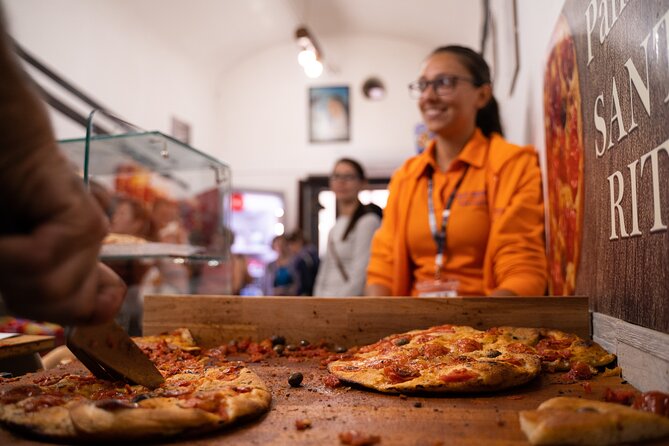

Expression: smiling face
xmin=330 ymin=160 xmax=364 ymax=204
xmin=418 ymin=52 xmax=491 ymax=140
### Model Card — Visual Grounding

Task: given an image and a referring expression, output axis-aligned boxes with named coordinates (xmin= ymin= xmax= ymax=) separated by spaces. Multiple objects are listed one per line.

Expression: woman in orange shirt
xmin=366 ymin=46 xmax=547 ymax=297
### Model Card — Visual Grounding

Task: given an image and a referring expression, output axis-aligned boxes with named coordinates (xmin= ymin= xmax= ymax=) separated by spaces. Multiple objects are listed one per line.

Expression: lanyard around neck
xmin=427 ymin=164 xmax=469 ymax=279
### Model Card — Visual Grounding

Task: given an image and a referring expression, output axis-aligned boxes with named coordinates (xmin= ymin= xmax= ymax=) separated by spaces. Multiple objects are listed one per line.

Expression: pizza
xmin=534 ymin=328 xmax=614 ymax=373
xmin=519 ymin=396 xmax=669 ymax=445
xmin=544 ymin=15 xmax=584 ymax=296
xmin=327 ymin=324 xmax=615 ymax=394
xmin=0 ymin=329 xmax=271 ymax=442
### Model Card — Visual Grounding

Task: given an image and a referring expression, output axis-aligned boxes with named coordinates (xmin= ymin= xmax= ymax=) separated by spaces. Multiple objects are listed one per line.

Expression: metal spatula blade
xmin=66 ymin=321 xmax=164 ymax=389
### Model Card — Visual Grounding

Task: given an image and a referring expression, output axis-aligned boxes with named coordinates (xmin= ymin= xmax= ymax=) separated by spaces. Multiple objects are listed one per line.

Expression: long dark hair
xmin=334 ymin=158 xmax=382 ymax=241
xmin=431 ymin=45 xmax=504 ymax=137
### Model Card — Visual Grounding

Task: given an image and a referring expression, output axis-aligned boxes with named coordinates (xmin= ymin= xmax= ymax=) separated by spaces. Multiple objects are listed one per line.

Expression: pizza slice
xmin=0 ymin=329 xmax=271 ymax=442
xmin=536 ymin=329 xmax=615 ymax=372
xmin=519 ymin=396 xmax=669 ymax=445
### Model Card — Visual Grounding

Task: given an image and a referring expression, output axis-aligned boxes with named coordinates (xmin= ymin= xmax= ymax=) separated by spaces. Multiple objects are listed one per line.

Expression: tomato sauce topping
xmin=322 ymin=374 xmax=342 ymax=388
xmin=23 ymin=394 xmax=65 ymax=413
xmin=439 ymin=369 xmax=478 ymax=383
xmin=382 ymin=364 xmax=420 ymax=383
xmin=537 ymin=338 xmax=573 ymax=351
xmin=505 ymin=343 xmax=536 ymax=354
xmin=455 ymin=338 xmax=482 ymax=353
xmin=419 ymin=343 xmax=450 ymax=359
xmin=178 ymin=393 xmax=229 ymax=420
xmin=632 ymin=391 xmax=669 ymax=417
xmin=562 ymin=361 xmax=593 ymax=381
xmin=604 ymin=388 xmax=638 ymax=405
xmin=0 ymin=385 xmax=43 ymax=404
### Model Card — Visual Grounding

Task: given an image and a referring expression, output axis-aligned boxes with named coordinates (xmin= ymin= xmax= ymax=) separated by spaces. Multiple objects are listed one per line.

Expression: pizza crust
xmin=0 ymin=330 xmax=271 ymax=442
xmin=0 ymin=404 xmax=76 ymax=438
xmin=519 ymin=397 xmax=669 ymax=445
xmin=70 ymin=403 xmax=221 ymax=439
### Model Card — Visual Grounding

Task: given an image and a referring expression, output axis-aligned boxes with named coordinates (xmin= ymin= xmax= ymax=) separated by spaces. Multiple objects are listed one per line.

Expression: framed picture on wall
xmin=309 ymin=86 xmax=350 ymax=143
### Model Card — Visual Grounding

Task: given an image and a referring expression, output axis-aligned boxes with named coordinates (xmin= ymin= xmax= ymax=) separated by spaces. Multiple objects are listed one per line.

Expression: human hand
xmin=0 ymin=147 xmax=126 ymax=325
xmin=0 ymin=7 xmax=125 ymax=325
xmin=0 ymin=58 xmax=125 ymax=324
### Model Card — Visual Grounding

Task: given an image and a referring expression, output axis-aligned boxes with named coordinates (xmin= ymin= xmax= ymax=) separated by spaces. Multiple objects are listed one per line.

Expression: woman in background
xmin=110 ymin=197 xmax=150 ymax=238
xmin=314 ymin=158 xmax=382 ymax=296
xmin=366 ymin=46 xmax=546 ymax=297
xmin=262 ymin=235 xmax=296 ymax=296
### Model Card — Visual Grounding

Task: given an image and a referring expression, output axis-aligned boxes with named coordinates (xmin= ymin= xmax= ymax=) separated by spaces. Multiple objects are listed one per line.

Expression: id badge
xmin=415 ymin=278 xmax=459 ymax=298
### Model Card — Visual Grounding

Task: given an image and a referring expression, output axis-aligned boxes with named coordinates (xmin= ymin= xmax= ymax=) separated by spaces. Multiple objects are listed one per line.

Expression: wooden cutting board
xmin=0 ymin=334 xmax=54 ymax=360
xmin=143 ymin=295 xmax=592 ymax=347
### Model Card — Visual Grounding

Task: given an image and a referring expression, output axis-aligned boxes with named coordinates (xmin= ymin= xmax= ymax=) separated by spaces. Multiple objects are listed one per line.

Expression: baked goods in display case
xmin=58 ymin=111 xmax=232 ymax=335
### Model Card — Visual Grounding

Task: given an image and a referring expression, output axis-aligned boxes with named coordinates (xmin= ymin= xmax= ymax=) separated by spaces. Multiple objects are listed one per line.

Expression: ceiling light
xmin=304 ymin=59 xmax=323 ymax=78
xmin=295 ymin=26 xmax=323 ymax=78
xmin=297 ymin=48 xmax=316 ymax=67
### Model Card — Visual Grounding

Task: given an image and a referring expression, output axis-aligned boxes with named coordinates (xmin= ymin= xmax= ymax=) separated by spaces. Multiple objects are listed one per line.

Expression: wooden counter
xmin=1 ymin=356 xmax=668 ymax=445
xmin=2 ymin=296 xmax=666 ymax=445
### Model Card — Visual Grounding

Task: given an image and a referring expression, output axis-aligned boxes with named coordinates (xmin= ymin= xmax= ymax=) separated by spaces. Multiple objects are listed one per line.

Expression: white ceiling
xmin=118 ymin=0 xmax=483 ymax=74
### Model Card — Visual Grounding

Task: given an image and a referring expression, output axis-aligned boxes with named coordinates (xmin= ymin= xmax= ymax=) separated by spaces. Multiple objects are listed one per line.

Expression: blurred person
xmin=0 ymin=6 xmax=125 ymax=326
xmin=262 ymin=235 xmax=296 ymax=296
xmin=366 ymin=46 xmax=547 ymax=297
xmin=148 ymin=197 xmax=187 ymax=244
xmin=314 ymin=158 xmax=382 ymax=296
xmin=197 ymin=228 xmax=251 ymax=295
xmin=107 ymin=197 xmax=152 ymax=335
xmin=286 ymin=230 xmax=319 ymax=296
xmin=143 ymin=197 xmax=190 ymax=293
xmin=110 ymin=197 xmax=150 ymax=237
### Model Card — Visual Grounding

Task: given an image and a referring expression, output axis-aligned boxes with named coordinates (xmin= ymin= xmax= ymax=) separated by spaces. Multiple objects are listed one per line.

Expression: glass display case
xmin=59 ymin=110 xmax=232 ymax=334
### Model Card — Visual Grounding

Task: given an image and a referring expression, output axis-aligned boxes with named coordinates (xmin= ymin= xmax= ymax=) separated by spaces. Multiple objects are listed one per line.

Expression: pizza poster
xmin=545 ymin=0 xmax=669 ymax=333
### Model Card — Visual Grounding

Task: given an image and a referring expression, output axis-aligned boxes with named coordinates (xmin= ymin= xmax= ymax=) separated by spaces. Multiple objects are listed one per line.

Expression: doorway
xmin=298 ymin=176 xmax=389 ymax=255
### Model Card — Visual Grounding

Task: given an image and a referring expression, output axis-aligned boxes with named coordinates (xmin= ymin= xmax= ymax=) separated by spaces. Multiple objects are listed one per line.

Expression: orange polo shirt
xmin=407 ymin=134 xmax=490 ymax=295
xmin=367 ymin=129 xmax=547 ymax=296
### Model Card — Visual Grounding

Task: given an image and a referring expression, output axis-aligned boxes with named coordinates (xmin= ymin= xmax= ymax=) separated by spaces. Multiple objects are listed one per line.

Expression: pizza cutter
xmin=65 ymin=321 xmax=164 ymax=389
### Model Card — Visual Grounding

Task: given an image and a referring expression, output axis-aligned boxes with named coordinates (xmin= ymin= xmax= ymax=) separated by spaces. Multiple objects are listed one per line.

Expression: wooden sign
xmin=545 ymin=0 xmax=669 ymax=334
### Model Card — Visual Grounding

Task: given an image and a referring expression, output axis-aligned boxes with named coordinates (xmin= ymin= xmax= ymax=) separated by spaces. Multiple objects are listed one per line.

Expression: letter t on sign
xmin=640 ymin=140 xmax=669 ymax=233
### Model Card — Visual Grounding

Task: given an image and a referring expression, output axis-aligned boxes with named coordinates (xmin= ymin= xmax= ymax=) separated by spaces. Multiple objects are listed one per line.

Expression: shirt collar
xmin=419 ymin=128 xmax=488 ymax=176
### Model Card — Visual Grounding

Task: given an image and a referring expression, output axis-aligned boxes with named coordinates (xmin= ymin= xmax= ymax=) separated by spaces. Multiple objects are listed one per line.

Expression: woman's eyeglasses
xmin=408 ymin=75 xmax=478 ymax=99
xmin=330 ymin=173 xmax=360 ymax=182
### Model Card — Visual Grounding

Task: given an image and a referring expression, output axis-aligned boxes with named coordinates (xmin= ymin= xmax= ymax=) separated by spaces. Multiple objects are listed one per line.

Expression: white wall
xmin=216 ymin=35 xmax=430 ymax=229
xmin=491 ymin=0 xmax=565 ymax=171
xmin=3 ymin=0 xmax=220 ymax=152
xmin=218 ymin=0 xmax=566 ymax=230
xmin=4 ymin=0 xmax=565 ymax=231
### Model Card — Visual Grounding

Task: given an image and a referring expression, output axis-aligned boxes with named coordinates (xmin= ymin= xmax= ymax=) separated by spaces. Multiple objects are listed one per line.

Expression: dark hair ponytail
xmin=431 ymin=45 xmax=504 ymax=137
